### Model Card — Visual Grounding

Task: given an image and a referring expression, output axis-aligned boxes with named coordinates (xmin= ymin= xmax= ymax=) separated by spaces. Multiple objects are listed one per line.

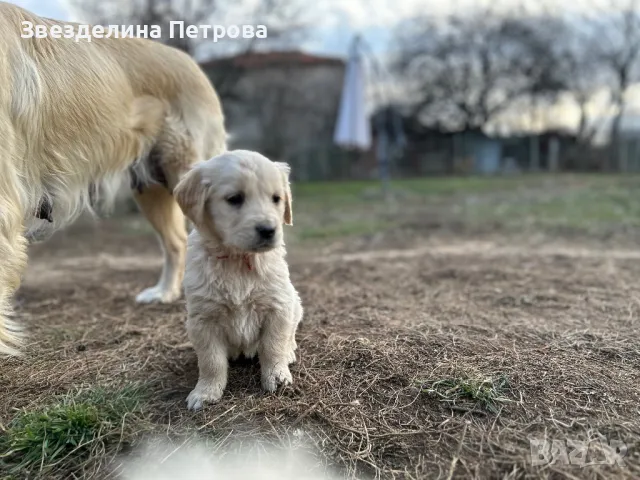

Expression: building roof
xmin=200 ymin=50 xmax=345 ymax=70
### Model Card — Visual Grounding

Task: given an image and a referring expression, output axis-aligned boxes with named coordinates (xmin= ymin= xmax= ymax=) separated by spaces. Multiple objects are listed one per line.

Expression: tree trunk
xmin=610 ymin=109 xmax=623 ymax=172
xmin=577 ymin=98 xmax=588 ymax=144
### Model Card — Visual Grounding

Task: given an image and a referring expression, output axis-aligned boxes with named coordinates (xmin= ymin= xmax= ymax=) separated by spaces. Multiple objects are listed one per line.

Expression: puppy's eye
xmin=272 ymin=195 xmax=281 ymax=204
xmin=226 ymin=193 xmax=244 ymax=207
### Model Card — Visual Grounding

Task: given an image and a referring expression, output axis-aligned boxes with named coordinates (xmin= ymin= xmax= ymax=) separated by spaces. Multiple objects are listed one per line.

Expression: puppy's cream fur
xmin=0 ymin=2 xmax=226 ymax=355
xmin=174 ymin=150 xmax=302 ymax=410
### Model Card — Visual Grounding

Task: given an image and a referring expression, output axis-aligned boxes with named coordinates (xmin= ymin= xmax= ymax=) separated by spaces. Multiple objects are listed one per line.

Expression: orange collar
xmin=216 ymin=254 xmax=253 ymax=271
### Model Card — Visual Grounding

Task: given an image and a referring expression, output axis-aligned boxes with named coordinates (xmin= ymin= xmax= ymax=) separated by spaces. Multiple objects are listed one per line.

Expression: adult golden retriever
xmin=0 ymin=2 xmax=227 ymax=355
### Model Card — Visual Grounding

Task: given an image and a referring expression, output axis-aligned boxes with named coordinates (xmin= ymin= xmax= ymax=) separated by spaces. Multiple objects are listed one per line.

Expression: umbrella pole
xmin=376 ymin=115 xmax=391 ymax=200
xmin=380 ymin=149 xmax=390 ymax=200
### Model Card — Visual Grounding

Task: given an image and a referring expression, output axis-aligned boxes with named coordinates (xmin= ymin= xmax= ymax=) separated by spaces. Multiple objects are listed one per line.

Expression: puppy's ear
xmin=174 ymin=165 xmax=211 ymax=229
xmin=275 ymin=162 xmax=293 ymax=225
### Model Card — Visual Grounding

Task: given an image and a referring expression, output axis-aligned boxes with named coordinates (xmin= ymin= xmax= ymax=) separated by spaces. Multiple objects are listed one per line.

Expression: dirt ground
xmin=2 ymin=188 xmax=640 ymax=479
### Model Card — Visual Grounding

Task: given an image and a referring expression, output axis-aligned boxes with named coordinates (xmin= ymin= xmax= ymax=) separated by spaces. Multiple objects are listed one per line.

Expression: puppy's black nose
xmin=256 ymin=225 xmax=276 ymax=240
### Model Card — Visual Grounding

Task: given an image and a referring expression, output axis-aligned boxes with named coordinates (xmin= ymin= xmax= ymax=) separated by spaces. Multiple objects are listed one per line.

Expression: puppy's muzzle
xmin=253 ymin=224 xmax=277 ymax=250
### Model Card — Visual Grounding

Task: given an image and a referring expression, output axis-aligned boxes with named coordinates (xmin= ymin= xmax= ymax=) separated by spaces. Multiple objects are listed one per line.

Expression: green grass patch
xmin=297 ymin=219 xmax=392 ymax=240
xmin=113 ymin=173 xmax=640 ymax=241
xmin=0 ymin=383 xmax=149 ymax=478
xmin=292 ymin=174 xmax=552 ymax=199
xmin=419 ymin=374 xmax=512 ymax=414
xmin=462 ymin=180 xmax=640 ymax=232
xmin=292 ymin=174 xmax=640 ymax=237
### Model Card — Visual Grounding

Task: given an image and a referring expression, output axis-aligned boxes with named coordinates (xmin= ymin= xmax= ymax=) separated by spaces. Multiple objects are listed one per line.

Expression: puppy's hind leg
xmin=0 ymin=173 xmax=29 ymax=356
xmin=133 ymin=184 xmax=187 ymax=304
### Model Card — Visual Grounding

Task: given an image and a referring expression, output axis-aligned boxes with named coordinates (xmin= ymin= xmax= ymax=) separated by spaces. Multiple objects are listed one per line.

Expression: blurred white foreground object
xmin=120 ymin=438 xmax=342 ymax=480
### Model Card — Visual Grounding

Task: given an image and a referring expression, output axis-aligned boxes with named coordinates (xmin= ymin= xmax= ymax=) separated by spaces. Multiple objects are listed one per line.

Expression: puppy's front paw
xmin=261 ymin=364 xmax=293 ymax=393
xmin=186 ymin=381 xmax=224 ymax=411
xmin=135 ymin=285 xmax=181 ymax=304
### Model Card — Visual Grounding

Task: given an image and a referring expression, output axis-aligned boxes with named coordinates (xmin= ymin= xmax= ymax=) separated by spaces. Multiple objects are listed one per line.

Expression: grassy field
xmin=1 ymin=173 xmax=640 ymax=479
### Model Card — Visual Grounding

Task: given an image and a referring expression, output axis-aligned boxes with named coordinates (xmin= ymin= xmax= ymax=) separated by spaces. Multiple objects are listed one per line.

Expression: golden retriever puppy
xmin=174 ymin=150 xmax=303 ymax=410
xmin=0 ymin=2 xmax=227 ymax=355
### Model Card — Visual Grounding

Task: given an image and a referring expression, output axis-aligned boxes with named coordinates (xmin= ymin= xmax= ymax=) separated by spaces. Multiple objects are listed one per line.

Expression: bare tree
xmin=70 ymin=0 xmax=306 ymax=55
xmin=393 ymin=7 xmax=567 ymax=132
xmin=70 ymin=0 xmax=213 ymax=54
xmin=586 ymin=0 xmax=640 ymax=167
xmin=69 ymin=0 xmax=309 ymax=101
xmin=550 ymin=22 xmax=603 ymax=146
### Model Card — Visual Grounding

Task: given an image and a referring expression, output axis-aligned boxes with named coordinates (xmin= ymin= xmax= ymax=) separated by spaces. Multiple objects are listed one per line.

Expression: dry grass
xmin=2 ymin=175 xmax=640 ymax=479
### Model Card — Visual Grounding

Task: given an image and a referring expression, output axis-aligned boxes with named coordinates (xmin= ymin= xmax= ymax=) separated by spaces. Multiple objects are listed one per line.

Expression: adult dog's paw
xmin=289 ymin=337 xmax=299 ymax=363
xmin=135 ymin=285 xmax=181 ymax=304
xmin=186 ymin=381 xmax=224 ymax=411
xmin=286 ymin=348 xmax=297 ymax=365
xmin=261 ymin=364 xmax=293 ymax=393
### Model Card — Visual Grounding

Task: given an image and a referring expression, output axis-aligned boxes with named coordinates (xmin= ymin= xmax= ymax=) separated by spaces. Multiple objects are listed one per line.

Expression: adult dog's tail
xmin=0 ymin=162 xmax=29 ymax=356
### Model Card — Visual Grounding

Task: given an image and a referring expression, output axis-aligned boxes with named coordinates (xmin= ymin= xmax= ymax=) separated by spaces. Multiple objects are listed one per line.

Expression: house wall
xmin=209 ymin=63 xmax=346 ymax=180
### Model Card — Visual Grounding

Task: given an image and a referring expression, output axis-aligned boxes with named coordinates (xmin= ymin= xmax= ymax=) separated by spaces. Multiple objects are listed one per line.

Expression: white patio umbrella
xmin=333 ymin=36 xmax=372 ymax=151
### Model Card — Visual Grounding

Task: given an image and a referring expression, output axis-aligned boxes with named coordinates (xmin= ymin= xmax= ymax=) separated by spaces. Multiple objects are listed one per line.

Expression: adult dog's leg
xmin=133 ymin=184 xmax=187 ymax=304
xmin=0 ymin=175 xmax=29 ymax=356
